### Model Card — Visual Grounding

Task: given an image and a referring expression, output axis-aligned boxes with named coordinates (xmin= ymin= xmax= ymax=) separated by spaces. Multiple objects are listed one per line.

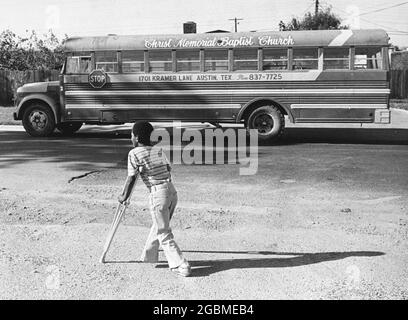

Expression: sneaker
xmin=171 ymin=262 xmax=192 ymax=277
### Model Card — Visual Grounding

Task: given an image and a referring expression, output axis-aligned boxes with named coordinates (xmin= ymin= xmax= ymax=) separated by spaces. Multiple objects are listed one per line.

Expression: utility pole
xmin=228 ymin=17 xmax=243 ymax=32
xmin=315 ymin=0 xmax=319 ymax=15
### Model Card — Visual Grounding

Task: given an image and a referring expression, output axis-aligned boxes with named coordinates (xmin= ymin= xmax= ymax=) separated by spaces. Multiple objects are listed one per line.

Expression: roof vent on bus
xmin=183 ymin=21 xmax=197 ymax=34
xmin=206 ymin=29 xmax=230 ymax=33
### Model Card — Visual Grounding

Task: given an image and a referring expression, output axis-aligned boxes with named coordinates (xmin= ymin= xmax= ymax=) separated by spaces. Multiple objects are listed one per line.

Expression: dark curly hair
xmin=132 ymin=121 xmax=154 ymax=146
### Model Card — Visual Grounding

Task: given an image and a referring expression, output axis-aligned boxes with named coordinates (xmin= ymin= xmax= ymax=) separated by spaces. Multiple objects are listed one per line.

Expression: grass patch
xmin=0 ymin=106 xmax=20 ymax=125
xmin=390 ymin=99 xmax=408 ymax=111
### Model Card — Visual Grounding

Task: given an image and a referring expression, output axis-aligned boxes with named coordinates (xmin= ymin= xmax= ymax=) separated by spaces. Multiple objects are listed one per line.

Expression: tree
xmin=0 ymin=29 xmax=67 ymax=71
xmin=0 ymin=30 xmax=26 ymax=70
xmin=279 ymin=6 xmax=348 ymax=31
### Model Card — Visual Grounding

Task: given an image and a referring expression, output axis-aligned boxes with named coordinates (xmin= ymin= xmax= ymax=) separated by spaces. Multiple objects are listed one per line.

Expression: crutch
xmin=100 ymin=179 xmax=136 ymax=263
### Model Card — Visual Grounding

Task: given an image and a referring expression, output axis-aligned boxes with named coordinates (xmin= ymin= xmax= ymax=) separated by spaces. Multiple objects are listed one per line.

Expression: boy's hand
xmin=118 ymin=194 xmax=127 ymax=204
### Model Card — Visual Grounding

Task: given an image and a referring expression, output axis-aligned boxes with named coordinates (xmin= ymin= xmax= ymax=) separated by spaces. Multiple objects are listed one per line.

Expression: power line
xmin=328 ymin=3 xmax=408 ymax=35
xmin=358 ymin=1 xmax=408 ymax=16
xmin=359 ymin=2 xmax=394 ymax=11
xmin=303 ymin=1 xmax=315 ymax=15
xmin=360 ymin=17 xmax=408 ymax=34
xmin=354 ymin=13 xmax=408 ymax=34
xmin=374 ymin=20 xmax=408 ymax=26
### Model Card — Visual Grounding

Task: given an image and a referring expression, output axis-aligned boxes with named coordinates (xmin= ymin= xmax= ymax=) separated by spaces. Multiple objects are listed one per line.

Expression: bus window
xmin=148 ymin=50 xmax=172 ymax=72
xmin=293 ymin=48 xmax=318 ymax=70
xmin=263 ymin=48 xmax=288 ymax=70
xmin=354 ymin=47 xmax=382 ymax=69
xmin=323 ymin=47 xmax=349 ymax=70
xmin=65 ymin=55 xmax=91 ymax=74
xmin=204 ymin=49 xmax=228 ymax=72
xmin=122 ymin=50 xmax=145 ymax=73
xmin=176 ymin=50 xmax=200 ymax=72
xmin=95 ymin=51 xmax=118 ymax=73
xmin=233 ymin=48 xmax=258 ymax=71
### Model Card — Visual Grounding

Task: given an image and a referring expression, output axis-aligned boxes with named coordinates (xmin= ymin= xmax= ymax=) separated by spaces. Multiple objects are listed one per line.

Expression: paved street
xmin=0 ymin=122 xmax=407 ymax=299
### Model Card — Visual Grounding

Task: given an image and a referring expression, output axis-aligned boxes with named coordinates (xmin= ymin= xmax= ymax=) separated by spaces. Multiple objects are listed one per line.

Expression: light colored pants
xmin=140 ymin=181 xmax=186 ymax=269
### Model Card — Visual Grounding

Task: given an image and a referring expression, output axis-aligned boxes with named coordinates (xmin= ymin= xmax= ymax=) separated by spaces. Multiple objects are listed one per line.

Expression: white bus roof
xmin=63 ymin=29 xmax=389 ymax=52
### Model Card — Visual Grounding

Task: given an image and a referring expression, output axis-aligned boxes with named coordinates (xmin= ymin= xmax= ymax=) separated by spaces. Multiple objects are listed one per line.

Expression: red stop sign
xmin=89 ymin=69 xmax=107 ymax=88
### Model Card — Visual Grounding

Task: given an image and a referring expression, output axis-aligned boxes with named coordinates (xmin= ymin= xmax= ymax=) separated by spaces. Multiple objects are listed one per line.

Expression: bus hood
xmin=17 ymin=81 xmax=59 ymax=94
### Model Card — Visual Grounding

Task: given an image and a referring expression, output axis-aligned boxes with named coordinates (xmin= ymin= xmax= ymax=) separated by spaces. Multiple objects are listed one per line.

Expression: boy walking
xmin=118 ymin=121 xmax=191 ymax=277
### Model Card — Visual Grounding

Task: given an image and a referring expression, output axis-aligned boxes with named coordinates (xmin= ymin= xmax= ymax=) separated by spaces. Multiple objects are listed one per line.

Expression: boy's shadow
xmin=154 ymin=250 xmax=384 ymax=277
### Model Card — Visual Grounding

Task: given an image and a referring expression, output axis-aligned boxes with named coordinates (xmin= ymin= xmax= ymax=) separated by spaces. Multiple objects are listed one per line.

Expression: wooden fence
xmin=0 ymin=69 xmax=60 ymax=105
xmin=390 ymin=69 xmax=408 ymax=99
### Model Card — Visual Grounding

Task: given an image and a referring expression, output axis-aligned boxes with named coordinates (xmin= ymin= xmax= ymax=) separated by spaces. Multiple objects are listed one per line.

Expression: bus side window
xmin=65 ymin=54 xmax=91 ymax=74
xmin=176 ymin=50 xmax=200 ymax=72
xmin=323 ymin=47 xmax=349 ymax=70
xmin=354 ymin=47 xmax=382 ymax=70
xmin=95 ymin=51 xmax=118 ymax=73
xmin=122 ymin=50 xmax=145 ymax=73
xmin=204 ymin=49 xmax=229 ymax=72
xmin=292 ymin=48 xmax=318 ymax=70
xmin=263 ymin=48 xmax=288 ymax=70
xmin=148 ymin=50 xmax=172 ymax=72
xmin=233 ymin=48 xmax=258 ymax=71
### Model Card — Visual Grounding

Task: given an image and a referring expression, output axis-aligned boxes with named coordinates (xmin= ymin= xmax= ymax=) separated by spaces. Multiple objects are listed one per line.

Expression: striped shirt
xmin=127 ymin=146 xmax=171 ymax=189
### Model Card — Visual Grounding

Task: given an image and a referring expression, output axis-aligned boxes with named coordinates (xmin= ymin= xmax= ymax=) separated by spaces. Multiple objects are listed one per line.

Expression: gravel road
xmin=0 ymin=126 xmax=407 ymax=299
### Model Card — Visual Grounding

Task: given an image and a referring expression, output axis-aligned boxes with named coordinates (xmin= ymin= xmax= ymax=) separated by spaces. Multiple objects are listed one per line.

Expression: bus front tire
xmin=57 ymin=122 xmax=83 ymax=135
xmin=22 ymin=103 xmax=56 ymax=137
xmin=246 ymin=105 xmax=284 ymax=141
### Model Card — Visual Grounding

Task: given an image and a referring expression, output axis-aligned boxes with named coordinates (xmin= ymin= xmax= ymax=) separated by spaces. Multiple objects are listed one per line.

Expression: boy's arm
xmin=118 ymin=175 xmax=137 ymax=204
xmin=118 ymin=150 xmax=139 ymax=204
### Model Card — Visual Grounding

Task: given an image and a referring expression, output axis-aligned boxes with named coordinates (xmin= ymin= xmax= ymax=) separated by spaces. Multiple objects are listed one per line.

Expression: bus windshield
xmin=66 ymin=55 xmax=92 ymax=74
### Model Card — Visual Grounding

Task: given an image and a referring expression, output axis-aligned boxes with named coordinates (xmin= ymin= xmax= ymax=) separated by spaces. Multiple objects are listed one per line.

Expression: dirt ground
xmin=0 ymin=125 xmax=407 ymax=299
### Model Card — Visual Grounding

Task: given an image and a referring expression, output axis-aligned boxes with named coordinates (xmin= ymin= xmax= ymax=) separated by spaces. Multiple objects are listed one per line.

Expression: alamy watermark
xmin=148 ymin=122 xmax=259 ymax=175
xmin=45 ymin=265 xmax=60 ymax=290
xmin=345 ymin=265 xmax=361 ymax=289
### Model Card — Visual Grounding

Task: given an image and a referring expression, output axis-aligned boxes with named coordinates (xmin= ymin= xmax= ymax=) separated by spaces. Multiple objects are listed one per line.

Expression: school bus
xmin=13 ymin=29 xmax=391 ymax=139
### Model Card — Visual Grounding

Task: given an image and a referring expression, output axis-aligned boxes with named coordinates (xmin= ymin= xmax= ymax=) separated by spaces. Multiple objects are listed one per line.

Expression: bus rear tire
xmin=22 ymin=102 xmax=56 ymax=137
xmin=57 ymin=122 xmax=83 ymax=135
xmin=246 ymin=105 xmax=284 ymax=141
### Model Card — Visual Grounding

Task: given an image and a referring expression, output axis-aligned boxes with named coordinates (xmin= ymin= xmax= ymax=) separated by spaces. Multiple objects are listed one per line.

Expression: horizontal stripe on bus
xmin=66 ymin=95 xmax=388 ymax=100
xmin=290 ymin=104 xmax=387 ymax=109
xmin=65 ymin=104 xmax=387 ymax=110
xmin=296 ymin=118 xmax=373 ymax=123
xmin=91 ymin=72 xmax=324 ymax=83
xmin=64 ymin=83 xmax=389 ymax=91
xmin=65 ymin=97 xmax=388 ymax=104
xmin=65 ymin=89 xmax=390 ymax=96
xmin=64 ymin=70 xmax=388 ymax=83
xmin=65 ymin=104 xmax=241 ymax=109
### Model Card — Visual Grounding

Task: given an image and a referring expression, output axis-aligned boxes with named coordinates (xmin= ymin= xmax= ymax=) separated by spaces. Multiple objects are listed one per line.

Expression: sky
xmin=0 ymin=0 xmax=407 ymax=47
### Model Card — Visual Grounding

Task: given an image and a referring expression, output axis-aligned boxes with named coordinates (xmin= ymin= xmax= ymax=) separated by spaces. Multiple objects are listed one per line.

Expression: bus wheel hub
xmin=254 ymin=114 xmax=273 ymax=134
xmin=30 ymin=111 xmax=47 ymax=129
